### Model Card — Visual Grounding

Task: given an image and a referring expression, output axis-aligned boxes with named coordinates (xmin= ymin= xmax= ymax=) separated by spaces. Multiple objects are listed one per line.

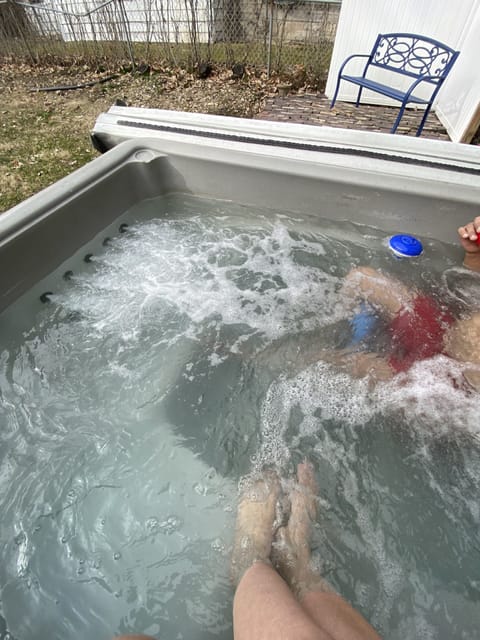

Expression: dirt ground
xmin=0 ymin=63 xmax=279 ymax=213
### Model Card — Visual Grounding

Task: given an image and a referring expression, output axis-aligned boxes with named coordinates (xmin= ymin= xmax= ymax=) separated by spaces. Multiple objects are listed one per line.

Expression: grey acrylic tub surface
xmin=1 ymin=114 xmax=480 ymax=312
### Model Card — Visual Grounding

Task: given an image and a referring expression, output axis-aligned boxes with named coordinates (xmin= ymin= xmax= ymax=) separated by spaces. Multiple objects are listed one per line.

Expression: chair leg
xmin=330 ymin=75 xmax=342 ymax=109
xmin=391 ymin=102 xmax=408 ymax=134
xmin=355 ymin=87 xmax=363 ymax=108
xmin=416 ymin=104 xmax=433 ymax=137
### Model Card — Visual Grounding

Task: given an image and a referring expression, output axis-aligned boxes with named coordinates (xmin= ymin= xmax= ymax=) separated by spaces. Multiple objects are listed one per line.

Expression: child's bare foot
xmin=272 ymin=461 xmax=333 ymax=598
xmin=230 ymin=471 xmax=281 ymax=587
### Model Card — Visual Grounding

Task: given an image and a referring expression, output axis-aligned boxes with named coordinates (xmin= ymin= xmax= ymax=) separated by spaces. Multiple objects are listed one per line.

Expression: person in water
xmin=317 ymin=217 xmax=480 ymax=389
xmin=226 ymin=220 xmax=480 ymax=640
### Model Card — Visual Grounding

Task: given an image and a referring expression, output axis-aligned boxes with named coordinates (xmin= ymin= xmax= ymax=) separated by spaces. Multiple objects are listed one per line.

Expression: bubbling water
xmin=56 ymin=215 xmax=342 ymax=346
xmin=0 ymin=194 xmax=479 ymax=639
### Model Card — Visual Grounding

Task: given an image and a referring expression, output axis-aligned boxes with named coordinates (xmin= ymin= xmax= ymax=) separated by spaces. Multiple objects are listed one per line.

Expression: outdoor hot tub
xmin=1 ymin=115 xmax=480 ymax=640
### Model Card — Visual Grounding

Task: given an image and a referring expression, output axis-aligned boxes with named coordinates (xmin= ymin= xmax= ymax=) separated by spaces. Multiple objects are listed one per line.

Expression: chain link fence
xmin=0 ymin=0 xmax=340 ymax=81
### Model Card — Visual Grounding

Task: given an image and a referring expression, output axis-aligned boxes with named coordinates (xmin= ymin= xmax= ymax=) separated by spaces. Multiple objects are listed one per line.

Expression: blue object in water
xmin=349 ymin=301 xmax=379 ymax=346
xmin=388 ymin=234 xmax=423 ymax=258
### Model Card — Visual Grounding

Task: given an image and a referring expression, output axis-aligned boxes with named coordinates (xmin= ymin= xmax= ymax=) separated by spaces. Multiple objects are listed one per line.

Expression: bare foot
xmin=272 ymin=461 xmax=333 ymax=598
xmin=230 ymin=471 xmax=281 ymax=587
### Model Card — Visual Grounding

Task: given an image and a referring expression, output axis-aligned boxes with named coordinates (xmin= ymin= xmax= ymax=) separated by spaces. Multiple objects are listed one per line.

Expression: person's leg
xmin=233 ymin=561 xmax=333 ymax=640
xmin=230 ymin=471 xmax=281 ymax=586
xmin=231 ymin=472 xmax=332 ymax=640
xmin=311 ymin=349 xmax=394 ymax=382
xmin=273 ymin=462 xmax=381 ymax=640
xmin=300 ymin=591 xmax=381 ymax=640
xmin=343 ymin=267 xmax=412 ymax=318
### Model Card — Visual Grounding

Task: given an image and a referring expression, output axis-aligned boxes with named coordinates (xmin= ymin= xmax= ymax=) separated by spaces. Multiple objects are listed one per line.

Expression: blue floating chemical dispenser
xmin=388 ymin=234 xmax=423 ymax=258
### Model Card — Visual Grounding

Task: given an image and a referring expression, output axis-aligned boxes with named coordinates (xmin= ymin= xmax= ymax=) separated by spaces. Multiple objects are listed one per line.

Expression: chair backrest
xmin=369 ymin=33 xmax=459 ymax=84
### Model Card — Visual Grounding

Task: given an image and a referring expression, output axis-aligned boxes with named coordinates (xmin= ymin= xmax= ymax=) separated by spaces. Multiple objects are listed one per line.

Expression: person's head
xmin=442 ymin=267 xmax=480 ymax=315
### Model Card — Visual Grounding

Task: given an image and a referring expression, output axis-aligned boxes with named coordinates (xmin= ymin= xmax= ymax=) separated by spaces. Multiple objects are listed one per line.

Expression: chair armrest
xmin=410 ymin=74 xmax=442 ymax=85
xmin=338 ymin=54 xmax=371 ymax=78
xmin=403 ymin=75 xmax=443 ymax=101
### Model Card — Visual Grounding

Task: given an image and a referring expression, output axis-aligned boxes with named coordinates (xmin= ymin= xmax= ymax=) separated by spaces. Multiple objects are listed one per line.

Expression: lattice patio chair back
xmin=330 ymin=33 xmax=460 ymax=136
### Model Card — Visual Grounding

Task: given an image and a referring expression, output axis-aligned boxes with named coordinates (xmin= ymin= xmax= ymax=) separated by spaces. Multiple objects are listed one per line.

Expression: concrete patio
xmin=256 ymin=93 xmax=450 ymax=140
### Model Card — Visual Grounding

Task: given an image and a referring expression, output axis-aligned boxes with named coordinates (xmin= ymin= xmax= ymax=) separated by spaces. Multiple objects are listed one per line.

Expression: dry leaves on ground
xmin=0 ymin=62 xmax=289 ymax=212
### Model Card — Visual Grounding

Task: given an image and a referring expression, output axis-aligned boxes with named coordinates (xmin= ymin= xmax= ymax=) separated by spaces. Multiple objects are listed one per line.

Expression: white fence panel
xmin=125 ymin=0 xmax=212 ymax=44
xmin=47 ymin=0 xmax=211 ymax=43
xmin=325 ymin=0 xmax=475 ymax=110
xmin=434 ymin=4 xmax=480 ymax=142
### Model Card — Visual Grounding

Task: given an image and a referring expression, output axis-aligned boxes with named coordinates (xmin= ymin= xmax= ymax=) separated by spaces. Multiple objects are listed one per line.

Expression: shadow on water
xmin=162 ymin=320 xmax=352 ymax=478
xmin=163 ymin=331 xmax=263 ymax=479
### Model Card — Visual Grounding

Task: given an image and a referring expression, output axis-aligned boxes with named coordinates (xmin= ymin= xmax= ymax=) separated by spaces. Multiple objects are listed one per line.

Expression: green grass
xmin=0 ymin=104 xmax=96 ymax=212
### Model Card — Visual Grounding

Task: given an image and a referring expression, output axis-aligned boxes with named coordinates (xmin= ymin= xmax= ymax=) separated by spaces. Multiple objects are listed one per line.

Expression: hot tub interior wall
xmin=0 ymin=148 xmax=471 ymax=313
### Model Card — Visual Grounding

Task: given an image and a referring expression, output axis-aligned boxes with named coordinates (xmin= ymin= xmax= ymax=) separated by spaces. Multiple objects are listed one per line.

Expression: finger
xmin=458 ymin=223 xmax=478 ymax=241
xmin=466 ymin=223 xmax=477 ymax=240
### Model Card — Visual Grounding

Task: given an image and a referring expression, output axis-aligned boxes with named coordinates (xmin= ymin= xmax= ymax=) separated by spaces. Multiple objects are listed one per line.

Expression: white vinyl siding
xmin=325 ymin=0 xmax=480 ymax=141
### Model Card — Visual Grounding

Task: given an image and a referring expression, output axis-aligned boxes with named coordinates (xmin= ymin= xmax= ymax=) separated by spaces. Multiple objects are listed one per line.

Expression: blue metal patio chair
xmin=330 ymin=33 xmax=460 ymax=136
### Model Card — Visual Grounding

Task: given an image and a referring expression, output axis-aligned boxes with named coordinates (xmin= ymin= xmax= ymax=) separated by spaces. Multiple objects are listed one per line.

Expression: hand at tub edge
xmin=458 ymin=215 xmax=480 ymax=272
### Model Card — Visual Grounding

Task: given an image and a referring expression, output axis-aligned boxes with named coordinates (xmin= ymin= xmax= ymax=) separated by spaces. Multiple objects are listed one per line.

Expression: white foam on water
xmin=256 ymin=353 xmax=480 ymax=448
xmin=56 ymin=216 xmax=344 ymax=347
xmin=252 ymin=362 xmax=375 ymax=472
xmin=252 ymin=349 xmax=480 ymax=638
xmin=375 ymin=355 xmax=480 ymax=438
